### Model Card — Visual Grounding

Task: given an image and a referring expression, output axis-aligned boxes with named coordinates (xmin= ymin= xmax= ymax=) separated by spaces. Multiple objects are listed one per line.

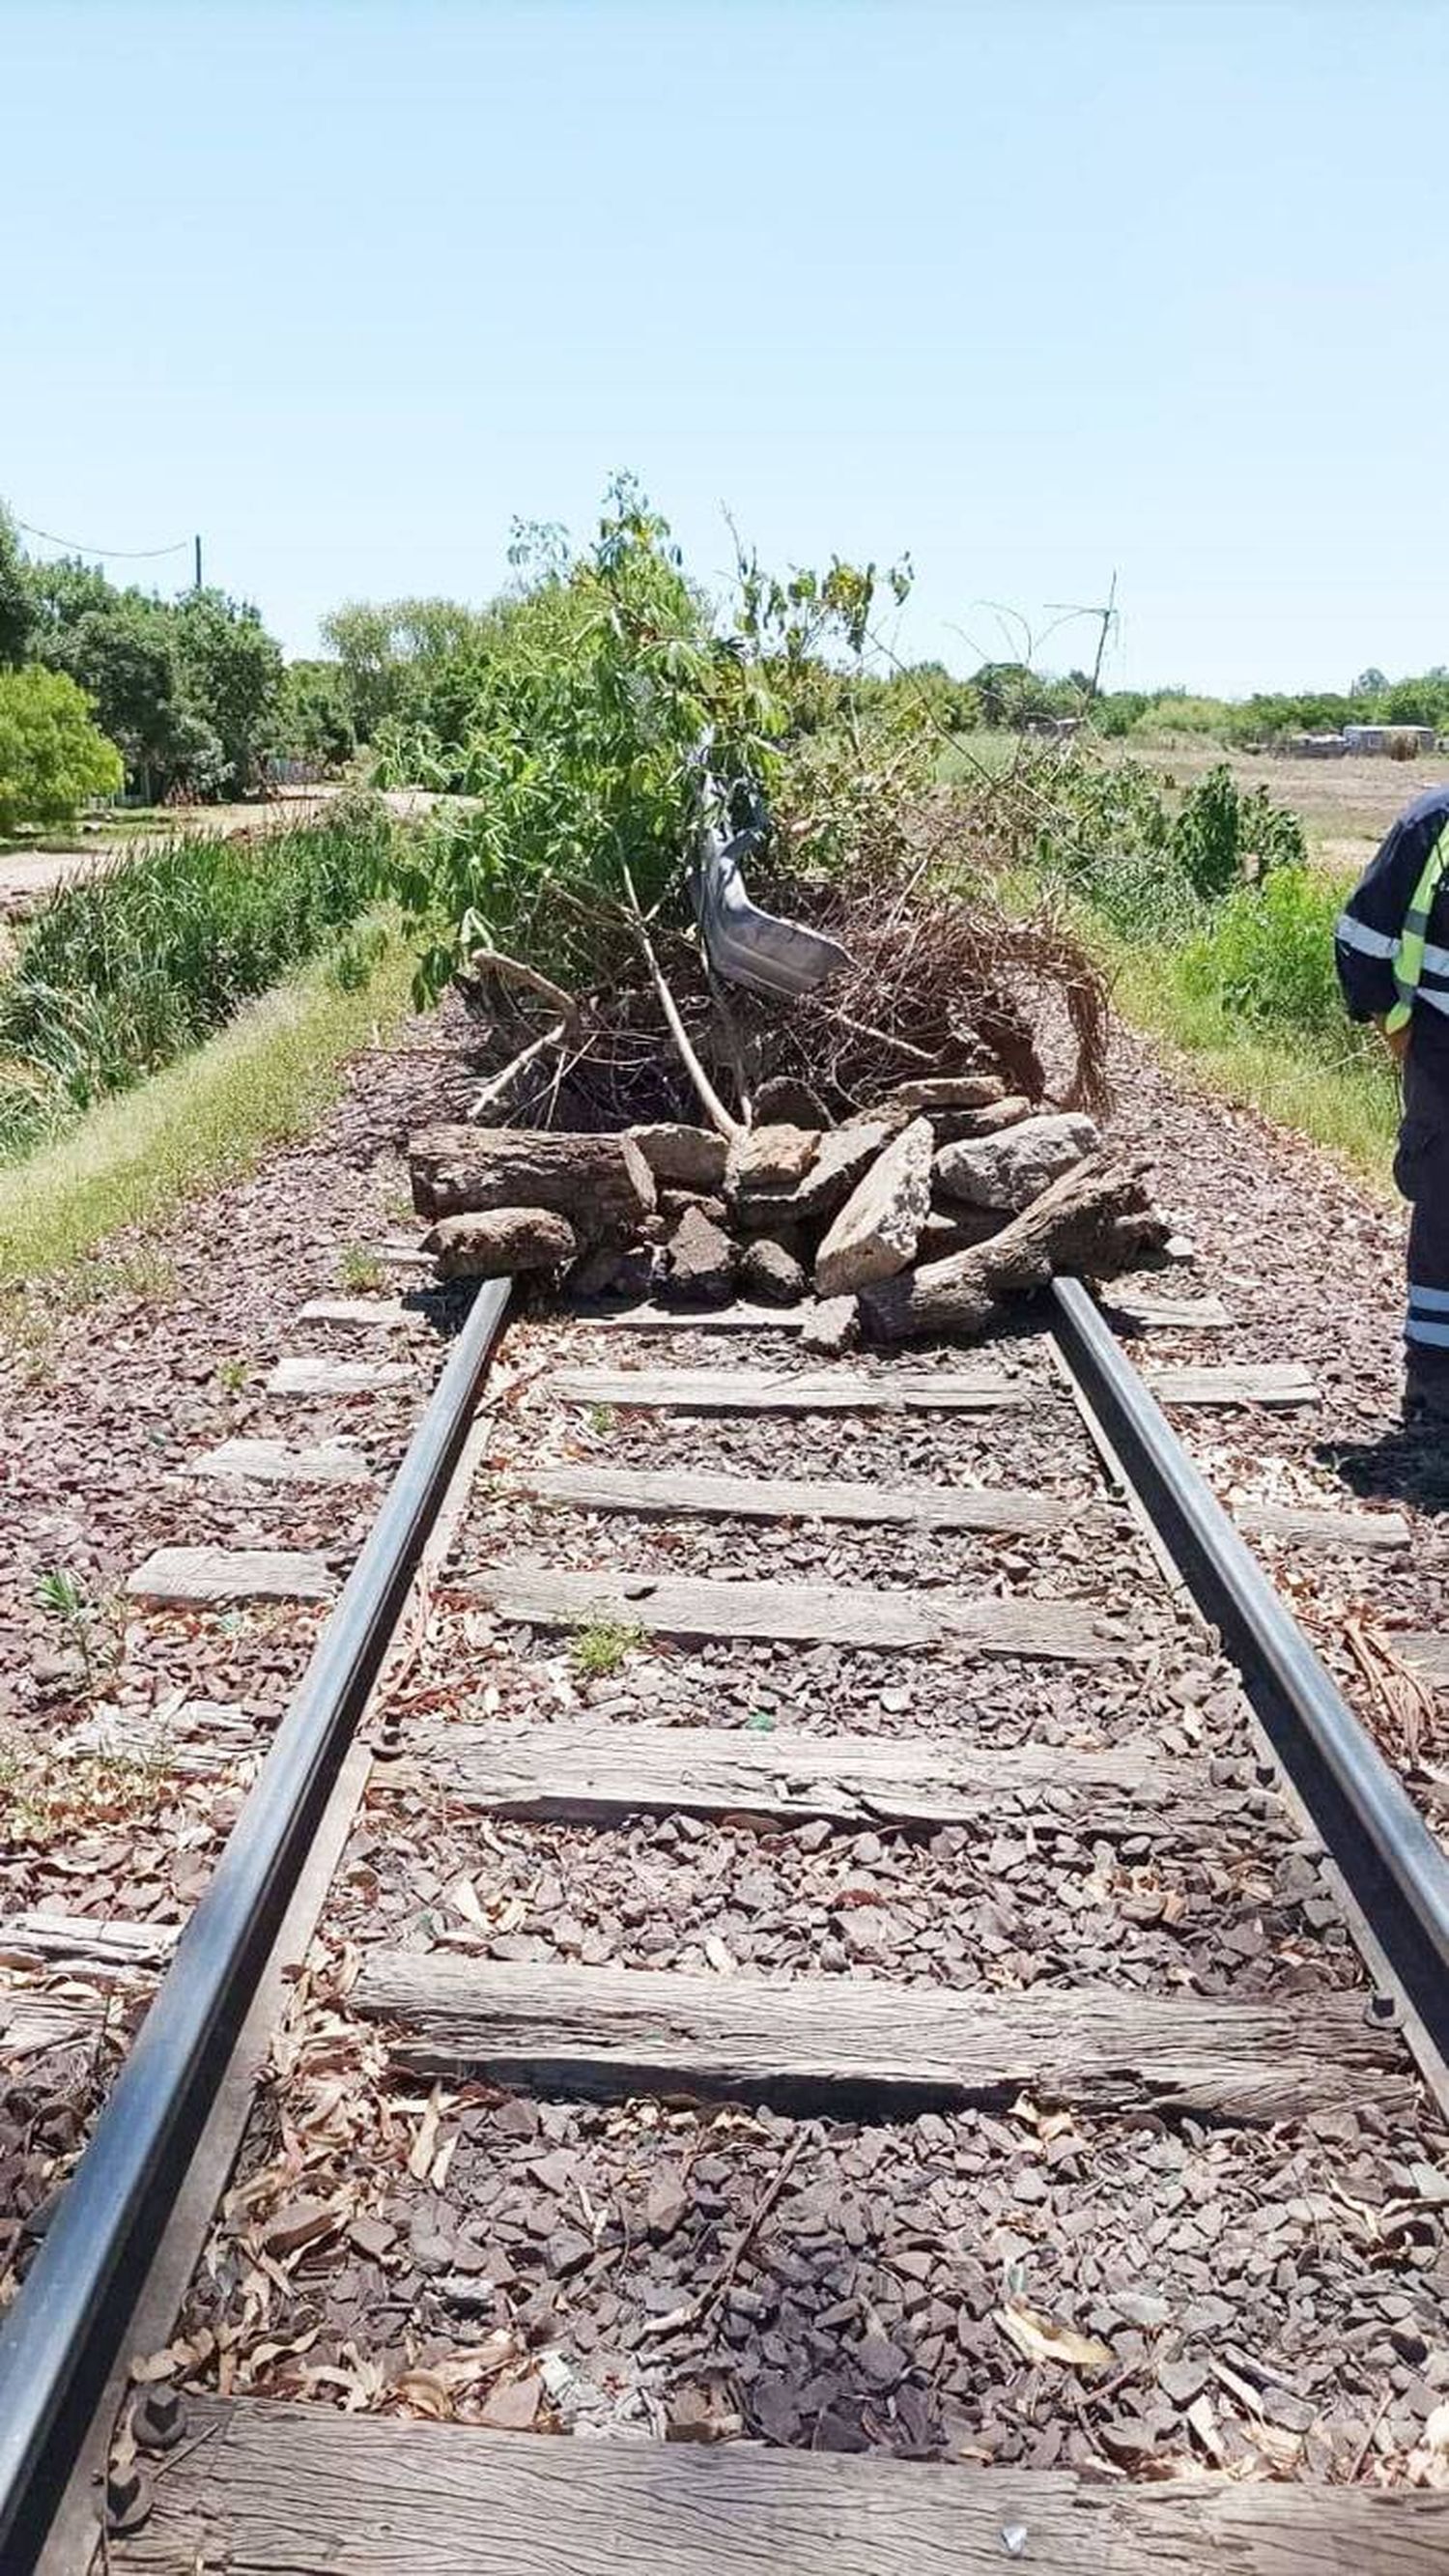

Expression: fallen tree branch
xmin=621 ymin=864 xmax=744 ymax=1142
xmin=467 ymin=1018 xmax=569 ymax=1122
xmin=464 ymin=945 xmax=582 ymax=1030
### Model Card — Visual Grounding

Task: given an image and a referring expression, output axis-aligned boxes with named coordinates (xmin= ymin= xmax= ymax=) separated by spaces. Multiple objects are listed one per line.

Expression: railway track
xmin=2 ymin=1265 xmax=1449 ymax=2571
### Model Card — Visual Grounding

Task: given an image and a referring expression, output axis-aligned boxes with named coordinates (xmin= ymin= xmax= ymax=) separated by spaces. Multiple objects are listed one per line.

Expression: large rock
xmin=934 ymin=1113 xmax=1099 ymax=1215
xmin=411 ymin=1129 xmax=655 ymax=1239
xmin=918 ymin=1206 xmax=1006 ymax=1260
xmin=741 ymin=1238 xmax=808 ymax=1304
xmin=630 ymin=1124 xmax=728 ymax=1191
xmin=753 ymin=1075 xmax=831 ymax=1130
xmin=665 ymin=1204 xmax=736 ymax=1304
xmin=931 ymin=1095 xmax=1033 ymax=1145
xmin=882 ymin=1075 xmax=1006 ymax=1112
xmin=424 ymin=1208 xmax=576 ymax=1281
xmin=732 ymin=1120 xmax=894 ymax=1232
xmin=725 ymin=1124 xmax=820 ymax=1197
xmin=801 ymin=1295 xmax=859 ymax=1356
xmin=814 ymin=1118 xmax=933 ymax=1297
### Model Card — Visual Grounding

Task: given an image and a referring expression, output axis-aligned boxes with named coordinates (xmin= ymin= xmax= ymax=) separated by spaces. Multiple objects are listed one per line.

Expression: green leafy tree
xmin=0 ymin=504 xmax=35 ymax=668
xmin=173 ymin=589 xmax=282 ymax=795
xmin=38 ymin=592 xmax=185 ymax=797
xmin=273 ymin=659 xmax=355 ymax=768
xmin=0 ymin=665 xmax=123 ymax=832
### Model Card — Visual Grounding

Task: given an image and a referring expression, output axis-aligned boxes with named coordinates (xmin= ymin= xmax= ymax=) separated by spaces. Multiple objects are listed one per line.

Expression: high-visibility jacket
xmin=1336 ymin=784 xmax=1449 ymax=1032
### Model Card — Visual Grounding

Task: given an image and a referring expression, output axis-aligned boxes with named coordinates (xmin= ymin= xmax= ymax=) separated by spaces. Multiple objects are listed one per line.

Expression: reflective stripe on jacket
xmin=1335 ymin=784 xmax=1449 ymax=1025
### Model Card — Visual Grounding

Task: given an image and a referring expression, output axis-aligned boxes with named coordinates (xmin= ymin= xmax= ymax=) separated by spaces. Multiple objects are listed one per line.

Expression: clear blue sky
xmin=5 ymin=0 xmax=1445 ymax=694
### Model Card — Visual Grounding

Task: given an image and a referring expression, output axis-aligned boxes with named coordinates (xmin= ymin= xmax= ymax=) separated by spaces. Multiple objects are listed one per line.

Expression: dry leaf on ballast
xmin=993 ymin=2303 xmax=1114 ymax=2371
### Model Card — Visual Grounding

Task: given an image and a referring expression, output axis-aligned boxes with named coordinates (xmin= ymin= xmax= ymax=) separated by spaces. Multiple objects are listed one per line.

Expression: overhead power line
xmin=14 ymin=517 xmax=192 ymax=561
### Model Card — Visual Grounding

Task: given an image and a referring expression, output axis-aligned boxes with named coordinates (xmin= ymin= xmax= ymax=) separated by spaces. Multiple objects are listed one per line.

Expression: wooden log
xmin=524 ymin=1460 xmax=1086 ymax=1534
xmin=548 ymin=1364 xmax=1022 ymax=1413
xmin=353 ymin=1956 xmax=1410 ymax=2121
xmin=413 ymin=1721 xmax=1251 ymax=1839
xmin=409 ymin=1127 xmax=656 ymax=1236
xmin=465 ymin=1564 xmax=1122 ymax=1661
xmin=112 ymin=2392 xmax=1449 ymax=2576
xmin=424 ymin=1208 xmax=575 ymax=1280
xmin=863 ymin=1154 xmax=1167 ymax=1342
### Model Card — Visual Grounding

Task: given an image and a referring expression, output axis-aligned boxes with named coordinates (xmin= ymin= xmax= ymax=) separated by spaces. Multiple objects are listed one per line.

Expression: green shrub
xmin=1176 ymin=866 xmax=1350 ymax=1041
xmin=0 ymin=795 xmax=392 ymax=1159
xmin=0 ymin=665 xmax=123 ymax=833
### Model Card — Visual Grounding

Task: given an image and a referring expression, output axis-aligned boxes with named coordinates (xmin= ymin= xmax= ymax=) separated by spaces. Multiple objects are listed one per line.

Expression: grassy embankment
xmin=0 ymin=798 xmax=415 ymax=1290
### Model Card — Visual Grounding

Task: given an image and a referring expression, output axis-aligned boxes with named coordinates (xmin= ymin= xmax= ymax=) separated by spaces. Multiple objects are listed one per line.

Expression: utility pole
xmin=193 ymin=533 xmax=203 ymax=591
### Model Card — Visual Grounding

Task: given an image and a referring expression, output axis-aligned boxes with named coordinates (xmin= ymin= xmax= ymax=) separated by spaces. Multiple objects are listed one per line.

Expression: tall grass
xmin=0 ymin=793 xmax=393 ymax=1159
xmin=1085 ymin=864 xmax=1400 ymax=1186
xmin=0 ymin=917 xmax=415 ymax=1288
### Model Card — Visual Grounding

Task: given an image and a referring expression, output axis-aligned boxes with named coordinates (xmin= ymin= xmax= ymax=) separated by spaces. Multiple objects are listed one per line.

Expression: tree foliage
xmin=375 ymin=477 xmax=912 ymax=998
xmin=0 ymin=664 xmax=124 ymax=833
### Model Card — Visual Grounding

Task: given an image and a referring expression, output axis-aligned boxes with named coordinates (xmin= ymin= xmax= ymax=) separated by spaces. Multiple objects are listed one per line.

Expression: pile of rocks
xmin=409 ymin=1079 xmax=1167 ymax=1349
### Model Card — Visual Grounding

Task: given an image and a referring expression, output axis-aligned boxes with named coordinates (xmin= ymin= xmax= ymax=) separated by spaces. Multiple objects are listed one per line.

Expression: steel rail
xmin=0 ymin=1277 xmax=511 ymax=2571
xmin=1052 ymin=1275 xmax=1449 ymax=2038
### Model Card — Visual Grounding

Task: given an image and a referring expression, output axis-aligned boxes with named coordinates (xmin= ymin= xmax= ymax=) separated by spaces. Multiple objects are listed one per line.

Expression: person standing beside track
xmin=1337 ymin=781 xmax=1449 ymax=1423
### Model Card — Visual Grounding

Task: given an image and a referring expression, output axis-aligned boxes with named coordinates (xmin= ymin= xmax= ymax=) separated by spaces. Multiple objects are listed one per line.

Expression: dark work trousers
xmin=1394 ymin=1024 xmax=1449 ymax=1382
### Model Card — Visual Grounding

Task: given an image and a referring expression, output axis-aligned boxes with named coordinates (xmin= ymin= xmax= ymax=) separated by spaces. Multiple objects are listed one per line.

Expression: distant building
xmin=1342 ymin=724 xmax=1435 ymax=757
xmin=1287 ymin=732 xmax=1347 ymax=758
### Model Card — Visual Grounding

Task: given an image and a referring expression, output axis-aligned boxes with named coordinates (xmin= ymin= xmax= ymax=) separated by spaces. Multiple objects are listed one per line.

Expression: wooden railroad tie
xmin=126 ymin=1546 xmax=335 ymax=1607
xmin=411 ymin=1721 xmax=1257 ymax=1841
xmin=111 ymin=2392 xmax=1449 ymax=2574
xmin=522 ymin=1461 xmax=1091 ymax=1536
xmin=549 ymin=1364 xmax=1025 ymax=1414
xmin=268 ymin=1356 xmax=417 ymax=1397
xmin=1145 ymin=1363 xmax=1319 ymax=1409
xmin=188 ymin=1436 xmax=378 ymax=1488
xmin=466 ymin=1565 xmax=1122 ymax=1662
xmin=353 ymin=1957 xmax=1411 ymax=2125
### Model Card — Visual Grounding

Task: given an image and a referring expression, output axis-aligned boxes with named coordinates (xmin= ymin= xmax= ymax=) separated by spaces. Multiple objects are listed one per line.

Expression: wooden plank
xmin=189 ymin=1436 xmax=377 ymax=1487
xmin=569 ymin=1300 xmax=812 ymax=1331
xmin=267 ymin=1355 xmax=415 ymax=1396
xmin=126 ymin=1546 xmax=335 ymax=1606
xmin=298 ymin=1294 xmax=412 ymax=1328
xmin=1146 ymin=1363 xmax=1319 ymax=1409
xmin=1101 ymin=1288 xmax=1232 ymax=1330
xmin=1238 ymin=1499 xmax=1411 ymax=1553
xmin=354 ymin=1956 xmax=1410 ymax=2121
xmin=466 ymin=1564 xmax=1120 ymax=1662
xmin=549 ymin=1364 xmax=1023 ymax=1414
xmin=414 ymin=1722 xmax=1246 ymax=1839
xmin=525 ymin=1460 xmax=1087 ymax=1536
xmin=113 ymin=2394 xmax=1449 ymax=2576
